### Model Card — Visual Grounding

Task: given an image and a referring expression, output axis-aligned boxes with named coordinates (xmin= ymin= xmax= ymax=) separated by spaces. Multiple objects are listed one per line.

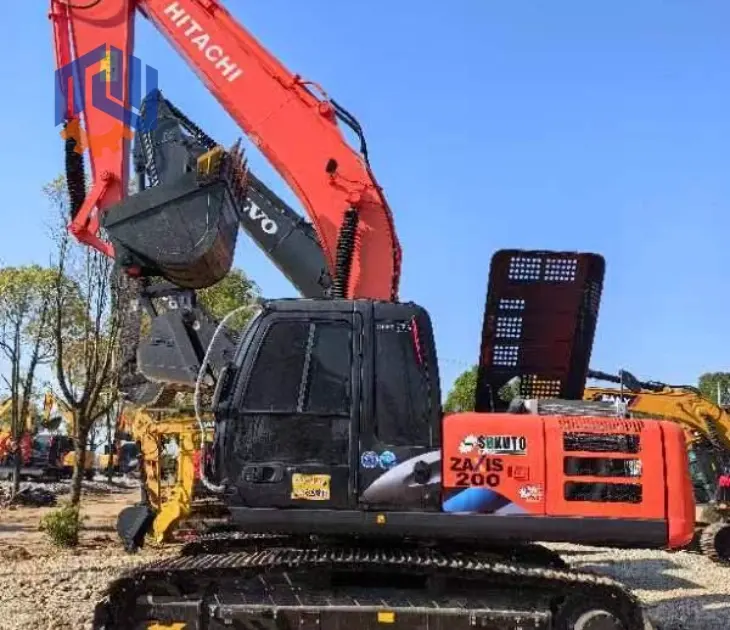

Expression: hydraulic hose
xmin=194 ymin=303 xmax=263 ymax=493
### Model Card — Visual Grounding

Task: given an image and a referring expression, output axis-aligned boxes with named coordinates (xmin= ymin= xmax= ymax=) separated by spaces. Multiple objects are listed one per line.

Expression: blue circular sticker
xmin=360 ymin=451 xmax=379 ymax=469
xmin=379 ymin=450 xmax=397 ymax=469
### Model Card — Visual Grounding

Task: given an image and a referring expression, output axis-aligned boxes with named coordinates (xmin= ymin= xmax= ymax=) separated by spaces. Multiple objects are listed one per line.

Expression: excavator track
xmin=92 ymin=536 xmax=653 ymax=630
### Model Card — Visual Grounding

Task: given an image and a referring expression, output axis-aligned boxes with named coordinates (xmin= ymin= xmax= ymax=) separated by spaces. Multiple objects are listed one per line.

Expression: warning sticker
xmin=518 ymin=483 xmax=544 ymax=503
xmin=291 ymin=473 xmax=331 ymax=501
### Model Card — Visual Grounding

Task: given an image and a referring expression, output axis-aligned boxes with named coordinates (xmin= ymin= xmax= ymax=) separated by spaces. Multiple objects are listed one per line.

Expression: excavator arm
xmin=109 ymin=88 xmax=334 ymax=404
xmin=50 ymin=0 xmax=401 ymax=302
xmin=584 ymin=370 xmax=730 ymax=455
xmin=131 ymin=90 xmax=332 ymax=299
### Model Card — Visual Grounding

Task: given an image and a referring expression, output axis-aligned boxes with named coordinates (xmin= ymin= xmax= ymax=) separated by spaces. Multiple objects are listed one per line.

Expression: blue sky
xmin=2 ymin=1 xmax=729 ymax=396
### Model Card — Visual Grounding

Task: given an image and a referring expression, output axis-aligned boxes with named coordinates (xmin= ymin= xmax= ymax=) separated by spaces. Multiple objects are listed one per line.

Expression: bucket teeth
xmin=226 ymin=139 xmax=249 ymax=209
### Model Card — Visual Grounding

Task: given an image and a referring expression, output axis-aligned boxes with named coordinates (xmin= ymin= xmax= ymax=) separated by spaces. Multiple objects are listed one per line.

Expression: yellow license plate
xmin=291 ymin=473 xmax=331 ymax=501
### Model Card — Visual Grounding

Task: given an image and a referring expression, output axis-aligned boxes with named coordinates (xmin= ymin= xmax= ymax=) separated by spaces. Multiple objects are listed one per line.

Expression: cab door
xmin=357 ymin=316 xmax=438 ymax=510
xmin=229 ymin=310 xmax=362 ymax=510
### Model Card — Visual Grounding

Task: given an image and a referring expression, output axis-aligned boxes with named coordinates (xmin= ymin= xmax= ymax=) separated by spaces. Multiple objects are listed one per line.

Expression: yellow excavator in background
xmin=114 ymin=404 xmax=227 ymax=551
xmin=0 ymin=396 xmax=39 ymax=431
xmin=0 ymin=393 xmax=73 ymax=481
xmin=41 ymin=392 xmax=97 ymax=480
xmin=585 ymin=369 xmax=730 ymax=564
xmin=0 ymin=396 xmax=41 ymax=473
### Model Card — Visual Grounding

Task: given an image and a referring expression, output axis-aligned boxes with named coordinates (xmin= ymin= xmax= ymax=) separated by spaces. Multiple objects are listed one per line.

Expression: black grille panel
xmin=564 ymin=482 xmax=643 ymax=504
xmin=563 ymin=432 xmax=641 ymax=454
xmin=564 ymin=456 xmax=642 ymax=478
xmin=476 ymin=250 xmax=605 ymax=412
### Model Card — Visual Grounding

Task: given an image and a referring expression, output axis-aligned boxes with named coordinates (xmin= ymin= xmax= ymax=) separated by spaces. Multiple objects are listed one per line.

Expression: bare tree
xmin=44 ymin=178 xmax=124 ymax=506
xmin=102 ymin=398 xmax=128 ymax=482
xmin=0 ymin=265 xmax=56 ymax=496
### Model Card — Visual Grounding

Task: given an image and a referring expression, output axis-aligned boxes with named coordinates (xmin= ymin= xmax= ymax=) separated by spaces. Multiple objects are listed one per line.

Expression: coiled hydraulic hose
xmin=194 ymin=302 xmax=263 ymax=493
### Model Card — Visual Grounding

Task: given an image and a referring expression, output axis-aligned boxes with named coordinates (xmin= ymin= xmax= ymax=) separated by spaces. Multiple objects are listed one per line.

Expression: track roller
xmin=555 ymin=594 xmax=641 ymax=630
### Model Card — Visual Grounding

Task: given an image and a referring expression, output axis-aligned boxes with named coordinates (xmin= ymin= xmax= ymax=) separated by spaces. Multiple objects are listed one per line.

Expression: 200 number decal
xmin=455 ymin=471 xmax=501 ymax=487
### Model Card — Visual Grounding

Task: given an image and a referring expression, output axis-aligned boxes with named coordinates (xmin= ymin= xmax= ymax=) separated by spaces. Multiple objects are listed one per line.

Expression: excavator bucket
xmin=103 ymin=146 xmax=248 ymax=290
xmin=116 ymin=503 xmax=156 ymax=552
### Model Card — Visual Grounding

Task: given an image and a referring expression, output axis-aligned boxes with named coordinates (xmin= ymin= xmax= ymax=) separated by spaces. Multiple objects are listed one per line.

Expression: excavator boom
xmin=51 ymin=0 xmax=400 ymax=301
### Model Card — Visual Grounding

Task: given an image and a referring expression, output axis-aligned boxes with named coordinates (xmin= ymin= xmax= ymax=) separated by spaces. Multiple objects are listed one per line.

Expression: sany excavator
xmin=51 ymin=1 xmax=697 ymax=628
xmin=583 ymin=369 xmax=730 ymax=564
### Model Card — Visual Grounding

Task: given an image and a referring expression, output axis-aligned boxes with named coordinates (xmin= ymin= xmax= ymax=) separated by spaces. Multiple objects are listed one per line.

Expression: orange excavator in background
xmin=51 ymin=1 xmax=696 ymax=628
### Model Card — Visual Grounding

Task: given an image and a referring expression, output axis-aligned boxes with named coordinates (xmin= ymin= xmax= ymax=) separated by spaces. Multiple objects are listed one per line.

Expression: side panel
xmin=442 ymin=413 xmax=547 ymax=515
xmin=662 ymin=422 xmax=696 ymax=547
xmin=544 ymin=417 xmax=666 ymax=520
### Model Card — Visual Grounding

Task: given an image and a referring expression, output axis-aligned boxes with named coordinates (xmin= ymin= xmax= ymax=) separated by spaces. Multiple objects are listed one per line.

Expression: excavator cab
xmin=213 ymin=298 xmax=443 ymax=517
xmin=101 ymin=90 xmax=248 ymax=290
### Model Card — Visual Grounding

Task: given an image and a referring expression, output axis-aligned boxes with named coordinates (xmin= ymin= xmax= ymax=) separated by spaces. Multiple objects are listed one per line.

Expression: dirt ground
xmin=0 ymin=491 xmax=729 ymax=630
xmin=0 ymin=492 xmax=127 ymax=548
xmin=0 ymin=489 xmax=174 ymax=630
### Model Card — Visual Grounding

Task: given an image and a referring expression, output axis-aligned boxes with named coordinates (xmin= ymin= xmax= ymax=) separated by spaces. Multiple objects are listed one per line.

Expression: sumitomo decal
xmin=459 ymin=434 xmax=527 ymax=456
xmin=164 ymin=2 xmax=243 ymax=83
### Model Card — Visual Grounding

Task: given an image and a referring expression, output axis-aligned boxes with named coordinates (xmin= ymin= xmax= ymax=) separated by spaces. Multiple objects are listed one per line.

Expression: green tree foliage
xmin=443 ymin=365 xmax=478 ymax=413
xmin=198 ymin=267 xmax=260 ymax=332
xmin=0 ymin=265 xmax=57 ymax=496
xmin=0 ymin=265 xmax=57 ymax=360
xmin=698 ymin=372 xmax=730 ymax=406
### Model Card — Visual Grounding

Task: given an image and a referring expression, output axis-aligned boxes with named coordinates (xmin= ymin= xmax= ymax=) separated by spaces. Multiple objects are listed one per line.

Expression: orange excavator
xmin=51 ymin=2 xmax=696 ymax=628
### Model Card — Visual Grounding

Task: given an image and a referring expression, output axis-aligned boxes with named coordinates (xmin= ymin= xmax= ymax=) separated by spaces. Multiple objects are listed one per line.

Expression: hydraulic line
xmin=332 ymin=208 xmax=359 ymax=299
xmin=64 ymin=122 xmax=87 ymax=218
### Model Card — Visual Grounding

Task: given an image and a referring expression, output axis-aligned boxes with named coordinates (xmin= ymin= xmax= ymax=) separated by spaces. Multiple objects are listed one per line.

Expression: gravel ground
xmin=547 ymin=543 xmax=730 ymax=630
xmin=0 ymin=488 xmax=172 ymax=630
xmin=0 ymin=541 xmax=171 ymax=630
xmin=0 ymin=488 xmax=728 ymax=629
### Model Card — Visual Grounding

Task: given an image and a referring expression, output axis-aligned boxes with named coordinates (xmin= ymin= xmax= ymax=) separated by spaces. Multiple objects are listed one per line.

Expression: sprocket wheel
xmin=699 ymin=520 xmax=730 ymax=565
